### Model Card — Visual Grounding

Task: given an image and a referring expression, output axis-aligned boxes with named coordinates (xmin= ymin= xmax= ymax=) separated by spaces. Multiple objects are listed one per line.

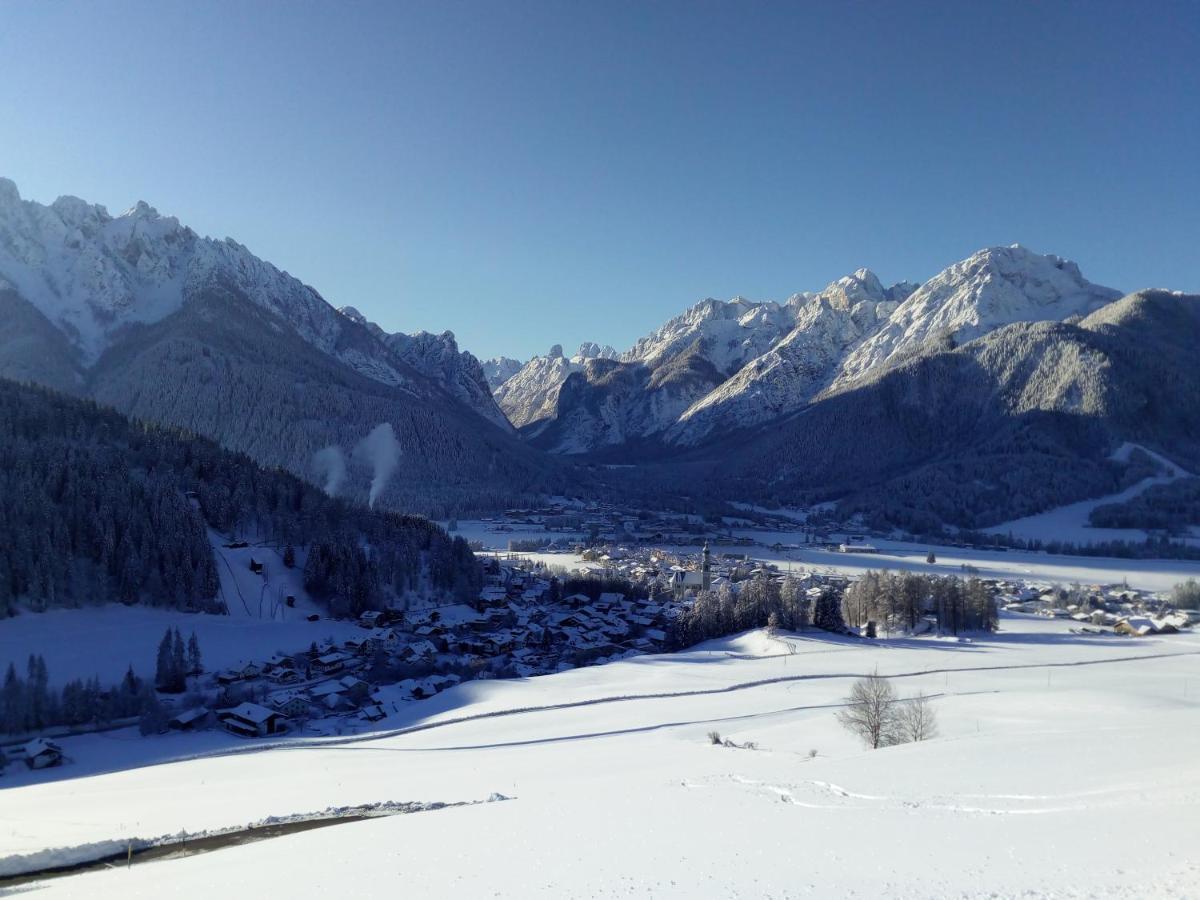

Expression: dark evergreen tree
xmin=186 ymin=631 xmax=203 ymax=675
xmin=813 ymin=589 xmax=847 ymax=633
xmin=154 ymin=628 xmax=176 ymax=693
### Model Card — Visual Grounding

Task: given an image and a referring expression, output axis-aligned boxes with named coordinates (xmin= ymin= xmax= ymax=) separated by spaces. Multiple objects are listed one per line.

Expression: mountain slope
xmin=0 ymin=377 xmax=481 ymax=617
xmin=0 ymin=179 xmax=407 ymax=386
xmin=0 ymin=179 xmax=548 ymax=514
xmin=506 ymin=247 xmax=1122 ymax=456
xmin=668 ymin=269 xmax=903 ymax=445
xmin=482 ymin=356 xmax=523 ymax=390
xmin=834 ymin=244 xmax=1121 ymax=389
xmin=702 ymin=290 xmax=1200 ymax=530
xmin=337 ymin=306 xmax=511 ymax=430
xmin=494 ymin=343 xmax=616 ymax=429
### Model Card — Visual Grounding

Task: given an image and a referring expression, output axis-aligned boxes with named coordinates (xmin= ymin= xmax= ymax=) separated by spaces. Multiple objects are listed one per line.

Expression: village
xmin=2 ymin=508 xmax=1196 ymax=773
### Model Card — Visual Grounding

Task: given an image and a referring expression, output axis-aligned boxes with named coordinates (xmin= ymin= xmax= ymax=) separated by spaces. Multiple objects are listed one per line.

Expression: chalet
xmin=237 ymin=662 xmax=262 ymax=680
xmin=342 ymin=636 xmax=368 ymax=656
xmin=358 ymin=610 xmax=383 ymax=629
xmin=219 ymin=702 xmax=288 ymax=737
xmin=336 ymin=675 xmax=371 ymax=702
xmin=215 ymin=669 xmax=242 ymax=686
xmin=310 ymin=681 xmax=347 ymax=701
xmin=267 ymin=667 xmax=301 ymax=685
xmin=315 ymin=652 xmax=351 ymax=675
xmin=168 ymin=706 xmax=211 ymax=731
xmin=399 ymin=640 xmax=438 ymax=663
xmin=267 ymin=691 xmax=312 ymax=719
xmin=249 ymin=558 xmax=264 ymax=575
xmin=359 ymin=704 xmax=387 ymax=722
xmin=23 ymin=738 xmax=63 ymax=769
xmin=363 ymin=628 xmax=401 ymax=654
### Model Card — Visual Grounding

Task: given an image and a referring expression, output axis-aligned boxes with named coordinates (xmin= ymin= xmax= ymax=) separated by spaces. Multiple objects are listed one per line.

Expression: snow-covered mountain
xmin=337 ymin=307 xmax=511 ymax=430
xmin=506 ymin=246 xmax=1123 ymax=454
xmin=498 ymin=298 xmax=802 ymax=446
xmin=0 ymin=178 xmax=408 ymax=388
xmin=668 ymin=269 xmax=909 ymax=445
xmin=833 ymin=245 xmax=1121 ymax=389
xmin=494 ymin=343 xmax=616 ymax=429
xmin=481 ymin=356 xmax=523 ymax=390
xmin=0 ymin=178 xmax=549 ymax=513
xmin=621 ymin=296 xmax=795 ymax=373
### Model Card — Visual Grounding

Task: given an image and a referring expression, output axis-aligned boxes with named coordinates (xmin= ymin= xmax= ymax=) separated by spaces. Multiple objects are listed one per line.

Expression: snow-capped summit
xmin=515 ymin=246 xmax=1121 ymax=452
xmin=834 ymin=244 xmax=1121 ymax=387
xmin=669 ymin=268 xmax=909 ymax=444
xmin=335 ymin=306 xmax=511 ymax=430
xmin=481 ymin=356 xmax=523 ymax=390
xmin=622 ymin=296 xmax=794 ymax=375
xmin=0 ymin=178 xmax=409 ymax=387
xmin=577 ymin=342 xmax=617 ymax=360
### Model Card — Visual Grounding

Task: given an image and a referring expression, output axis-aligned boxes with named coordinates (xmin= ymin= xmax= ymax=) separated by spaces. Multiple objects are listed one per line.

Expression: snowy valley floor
xmin=3 ymin=614 xmax=1199 ymax=898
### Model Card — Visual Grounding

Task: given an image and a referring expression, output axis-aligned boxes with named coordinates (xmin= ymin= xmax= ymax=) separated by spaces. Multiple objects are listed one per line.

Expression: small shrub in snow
xmin=707 ymin=730 xmax=722 ymax=745
xmin=896 ymin=693 xmax=939 ymax=742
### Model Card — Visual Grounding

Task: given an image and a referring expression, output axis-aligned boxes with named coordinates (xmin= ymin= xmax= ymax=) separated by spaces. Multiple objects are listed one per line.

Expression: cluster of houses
xmin=999 ymin=581 xmax=1199 ymax=635
xmin=166 ymin=559 xmax=697 ymax=741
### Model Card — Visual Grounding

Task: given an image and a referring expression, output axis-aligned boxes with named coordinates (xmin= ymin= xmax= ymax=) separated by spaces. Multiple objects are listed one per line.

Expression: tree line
xmin=842 ymin=571 xmax=998 ymax=635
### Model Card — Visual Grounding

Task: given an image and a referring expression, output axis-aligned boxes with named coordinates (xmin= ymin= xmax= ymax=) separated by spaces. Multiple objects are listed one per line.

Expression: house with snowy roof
xmin=218 ymin=702 xmax=288 ymax=738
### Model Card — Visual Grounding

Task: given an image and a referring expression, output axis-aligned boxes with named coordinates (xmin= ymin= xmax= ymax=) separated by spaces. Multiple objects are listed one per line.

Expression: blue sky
xmin=1 ymin=1 xmax=1197 ymax=361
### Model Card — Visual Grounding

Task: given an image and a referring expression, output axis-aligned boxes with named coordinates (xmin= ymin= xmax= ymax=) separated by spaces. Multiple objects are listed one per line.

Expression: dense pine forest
xmin=0 ymin=378 xmax=481 ymax=617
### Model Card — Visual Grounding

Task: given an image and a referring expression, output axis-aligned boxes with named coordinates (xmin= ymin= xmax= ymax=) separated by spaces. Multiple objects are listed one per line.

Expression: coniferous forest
xmin=0 ymin=378 xmax=481 ymax=617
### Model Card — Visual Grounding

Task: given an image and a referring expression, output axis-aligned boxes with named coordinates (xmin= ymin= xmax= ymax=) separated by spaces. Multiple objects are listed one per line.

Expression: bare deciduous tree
xmin=896 ymin=692 xmax=938 ymax=742
xmin=836 ymin=671 xmax=897 ymax=749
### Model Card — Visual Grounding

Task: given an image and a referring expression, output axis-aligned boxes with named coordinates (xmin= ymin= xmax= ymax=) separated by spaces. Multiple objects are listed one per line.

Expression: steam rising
xmin=312 ymin=446 xmax=346 ymax=497
xmin=354 ymin=423 xmax=401 ymax=508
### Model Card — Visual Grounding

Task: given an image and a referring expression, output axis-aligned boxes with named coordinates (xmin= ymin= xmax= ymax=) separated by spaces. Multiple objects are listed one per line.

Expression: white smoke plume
xmin=312 ymin=445 xmax=347 ymax=497
xmin=354 ymin=423 xmax=401 ymax=508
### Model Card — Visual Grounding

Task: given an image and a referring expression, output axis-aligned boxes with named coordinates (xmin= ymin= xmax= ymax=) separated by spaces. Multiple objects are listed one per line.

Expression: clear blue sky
xmin=2 ymin=1 xmax=1197 ymax=361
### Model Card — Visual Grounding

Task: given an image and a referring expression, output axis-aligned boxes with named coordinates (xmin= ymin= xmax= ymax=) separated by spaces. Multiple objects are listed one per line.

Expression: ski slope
xmin=3 ymin=615 xmax=1199 ymax=898
xmin=984 ymin=444 xmax=1197 ymax=546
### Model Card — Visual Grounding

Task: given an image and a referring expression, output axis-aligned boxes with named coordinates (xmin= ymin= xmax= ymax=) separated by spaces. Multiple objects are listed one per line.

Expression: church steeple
xmin=701 ymin=541 xmax=711 ymax=592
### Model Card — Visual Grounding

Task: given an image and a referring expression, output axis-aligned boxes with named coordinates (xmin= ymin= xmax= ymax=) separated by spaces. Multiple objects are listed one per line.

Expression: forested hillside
xmin=731 ymin=290 xmax=1200 ymax=530
xmin=0 ymin=180 xmax=564 ymax=518
xmin=612 ymin=291 xmax=1200 ymax=532
xmin=0 ymin=379 xmax=481 ymax=618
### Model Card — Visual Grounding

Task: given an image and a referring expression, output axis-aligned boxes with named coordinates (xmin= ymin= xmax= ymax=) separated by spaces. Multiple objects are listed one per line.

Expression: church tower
xmin=701 ymin=541 xmax=711 ymax=592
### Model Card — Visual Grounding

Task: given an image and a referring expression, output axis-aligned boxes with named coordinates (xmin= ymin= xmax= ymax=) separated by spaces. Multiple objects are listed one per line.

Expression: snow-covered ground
xmin=3 ymin=614 xmax=1199 ymax=897
xmin=209 ymin=533 xmax=329 ymax=621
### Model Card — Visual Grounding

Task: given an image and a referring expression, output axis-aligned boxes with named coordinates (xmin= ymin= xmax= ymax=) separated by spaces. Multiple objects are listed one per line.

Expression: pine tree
xmin=170 ymin=629 xmax=187 ymax=692
xmin=187 ymin=631 xmax=203 ymax=675
xmin=1 ymin=662 xmax=22 ymax=734
xmin=154 ymin=628 xmax=174 ymax=692
xmin=812 ymin=588 xmax=847 ymax=633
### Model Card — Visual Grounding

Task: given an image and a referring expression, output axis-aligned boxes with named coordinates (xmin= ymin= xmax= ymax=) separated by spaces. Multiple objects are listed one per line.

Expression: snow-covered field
xmin=3 ymin=614 xmax=1199 ymax=898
